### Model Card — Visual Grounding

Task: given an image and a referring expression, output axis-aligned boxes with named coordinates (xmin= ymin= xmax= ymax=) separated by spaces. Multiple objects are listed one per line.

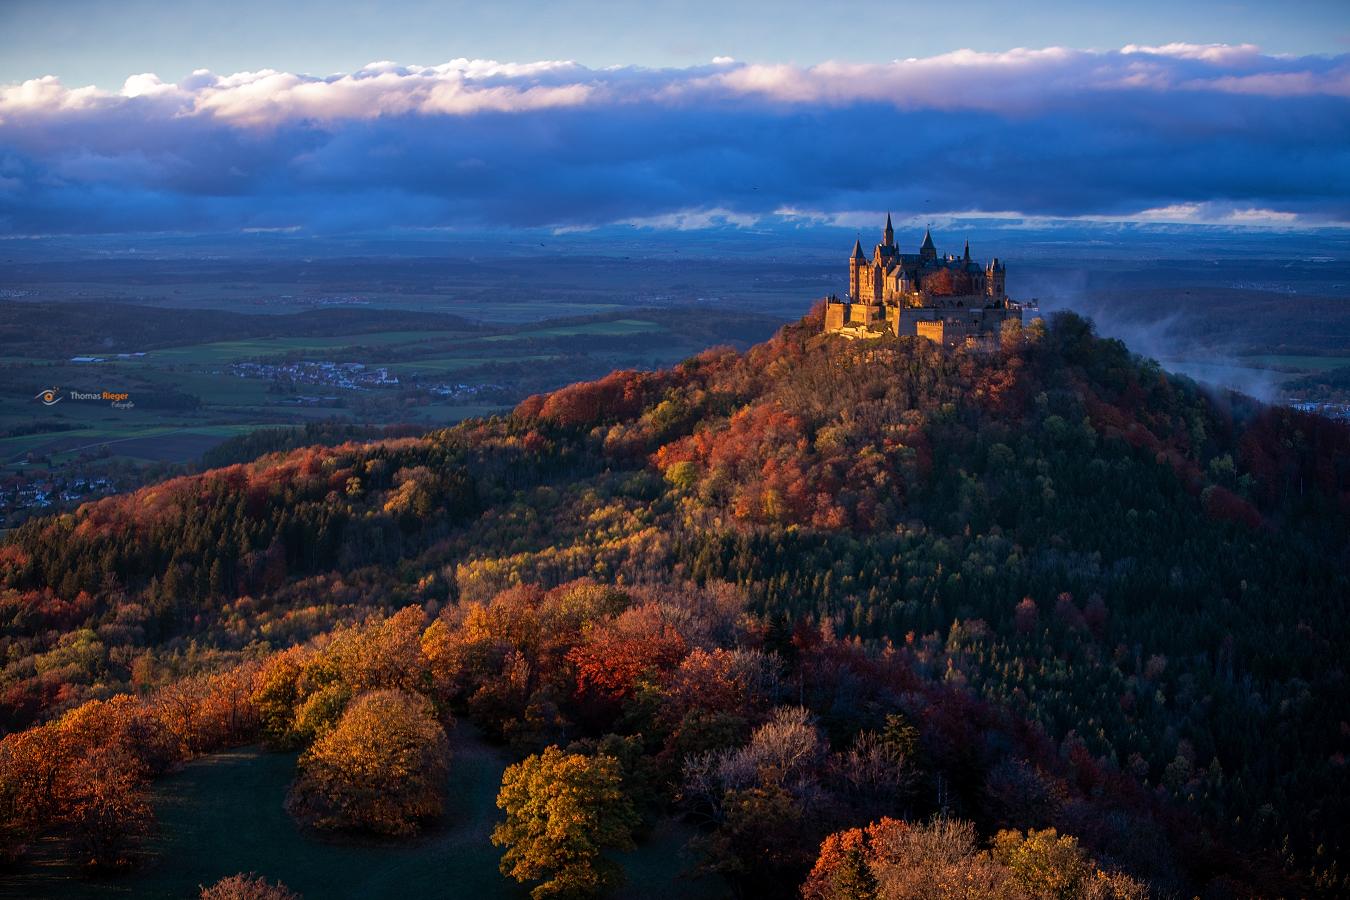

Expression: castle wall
xmin=915 ymin=320 xmax=947 ymax=343
xmin=825 ymin=302 xmax=846 ymax=332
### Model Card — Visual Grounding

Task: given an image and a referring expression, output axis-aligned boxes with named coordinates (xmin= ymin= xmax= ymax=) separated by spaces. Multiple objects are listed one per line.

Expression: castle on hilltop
xmin=824 ymin=216 xmax=1037 ymax=344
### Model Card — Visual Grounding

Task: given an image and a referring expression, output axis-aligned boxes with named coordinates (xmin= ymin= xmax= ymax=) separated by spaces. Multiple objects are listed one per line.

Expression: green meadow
xmin=143 ymin=332 xmax=472 ymax=366
xmin=0 ymin=728 xmax=721 ymax=900
xmin=480 ymin=319 xmax=667 ymax=342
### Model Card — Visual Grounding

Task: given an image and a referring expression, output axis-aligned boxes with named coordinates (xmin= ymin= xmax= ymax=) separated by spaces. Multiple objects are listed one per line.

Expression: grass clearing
xmin=442 ymin=302 xmax=626 ymax=323
xmin=2 ymin=425 xmax=266 ymax=464
xmin=481 ymin=319 xmax=665 ymax=343
xmin=384 ymin=355 xmax=565 ymax=376
xmin=0 ymin=727 xmax=720 ymax=900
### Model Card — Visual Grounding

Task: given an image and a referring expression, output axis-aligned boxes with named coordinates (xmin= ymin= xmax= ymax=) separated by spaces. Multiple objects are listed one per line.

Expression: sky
xmin=1 ymin=0 xmax=1348 ymax=238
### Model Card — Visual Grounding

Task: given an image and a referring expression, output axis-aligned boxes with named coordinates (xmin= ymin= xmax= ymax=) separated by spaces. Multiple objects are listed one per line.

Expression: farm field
xmin=140 ymin=319 xmax=668 ymax=361
xmin=480 ymin=319 xmax=667 ymax=342
xmin=142 ymin=331 xmax=477 ymax=366
xmin=0 ymin=727 xmax=718 ymax=900
xmin=0 ymin=425 xmax=254 ymax=465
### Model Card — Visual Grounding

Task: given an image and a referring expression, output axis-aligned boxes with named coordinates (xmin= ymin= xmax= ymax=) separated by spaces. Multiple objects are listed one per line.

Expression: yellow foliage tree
xmin=492 ymin=746 xmax=640 ymax=900
xmin=991 ymin=828 xmax=1090 ymax=900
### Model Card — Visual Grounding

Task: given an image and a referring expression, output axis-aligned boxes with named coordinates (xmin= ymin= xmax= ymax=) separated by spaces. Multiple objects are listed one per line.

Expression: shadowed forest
xmin=1 ymin=308 xmax=1348 ymax=899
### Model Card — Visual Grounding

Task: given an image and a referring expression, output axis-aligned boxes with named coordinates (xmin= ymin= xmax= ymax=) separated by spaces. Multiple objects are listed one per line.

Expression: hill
xmin=1 ymin=308 xmax=1347 ymax=898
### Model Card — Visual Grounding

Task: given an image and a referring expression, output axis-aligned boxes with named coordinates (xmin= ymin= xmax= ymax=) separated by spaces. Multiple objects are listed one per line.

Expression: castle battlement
xmin=824 ymin=218 xmax=1036 ymax=343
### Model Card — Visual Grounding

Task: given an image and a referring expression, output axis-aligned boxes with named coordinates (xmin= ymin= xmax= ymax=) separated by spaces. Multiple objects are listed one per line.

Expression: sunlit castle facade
xmin=824 ymin=216 xmax=1037 ymax=344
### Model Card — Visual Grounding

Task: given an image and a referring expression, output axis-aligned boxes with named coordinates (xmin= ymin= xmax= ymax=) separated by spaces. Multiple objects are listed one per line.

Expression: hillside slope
xmin=3 ymin=309 xmax=1348 ymax=895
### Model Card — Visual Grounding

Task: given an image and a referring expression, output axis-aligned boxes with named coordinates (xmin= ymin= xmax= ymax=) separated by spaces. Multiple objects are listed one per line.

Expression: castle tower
xmin=849 ymin=238 xmax=866 ymax=300
xmin=884 ymin=212 xmax=895 ymax=249
xmin=963 ymin=238 xmax=970 ymax=262
xmin=920 ymin=230 xmax=937 ymax=262
xmin=985 ymin=258 xmax=1005 ymax=299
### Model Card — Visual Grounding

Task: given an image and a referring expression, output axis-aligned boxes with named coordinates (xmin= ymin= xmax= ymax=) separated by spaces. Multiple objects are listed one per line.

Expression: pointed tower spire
xmin=963 ymin=238 xmax=970 ymax=262
xmin=919 ymin=229 xmax=936 ymax=262
xmin=851 ymin=238 xmax=866 ymax=260
xmin=884 ymin=212 xmax=894 ymax=248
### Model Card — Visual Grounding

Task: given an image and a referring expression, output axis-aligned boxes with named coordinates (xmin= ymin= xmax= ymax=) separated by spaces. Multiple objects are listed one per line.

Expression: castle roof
xmin=851 ymin=239 xmax=866 ymax=260
xmin=920 ymin=230 xmax=935 ymax=251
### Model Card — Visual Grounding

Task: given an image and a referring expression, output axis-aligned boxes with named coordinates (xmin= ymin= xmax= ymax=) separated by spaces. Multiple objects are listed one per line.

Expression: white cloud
xmin=4 ymin=44 xmax=1349 ymax=131
xmin=1120 ymin=43 xmax=1263 ymax=66
xmin=1 ymin=45 xmax=1347 ymax=234
xmin=620 ymin=207 xmax=762 ymax=230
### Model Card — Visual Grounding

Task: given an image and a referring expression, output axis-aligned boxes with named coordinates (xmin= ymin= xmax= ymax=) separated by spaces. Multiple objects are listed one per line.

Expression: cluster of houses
xmin=228 ymin=361 xmax=400 ymax=389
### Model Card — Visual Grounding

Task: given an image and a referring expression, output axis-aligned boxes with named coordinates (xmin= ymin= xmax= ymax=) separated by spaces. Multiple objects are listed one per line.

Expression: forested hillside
xmin=2 ymin=308 xmax=1348 ymax=899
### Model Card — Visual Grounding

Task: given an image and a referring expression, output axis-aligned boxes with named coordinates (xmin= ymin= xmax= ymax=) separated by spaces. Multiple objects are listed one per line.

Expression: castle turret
xmin=884 ymin=212 xmax=895 ymax=249
xmin=849 ymin=238 xmax=866 ymax=300
xmin=963 ymin=238 xmax=970 ymax=262
xmin=920 ymin=230 xmax=937 ymax=262
xmin=985 ymin=257 xmax=1005 ymax=299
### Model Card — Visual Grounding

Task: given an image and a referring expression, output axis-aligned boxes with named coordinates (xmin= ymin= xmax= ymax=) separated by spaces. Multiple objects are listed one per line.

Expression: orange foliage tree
xmin=64 ymin=744 xmax=157 ymax=870
xmin=286 ymin=689 xmax=449 ymax=836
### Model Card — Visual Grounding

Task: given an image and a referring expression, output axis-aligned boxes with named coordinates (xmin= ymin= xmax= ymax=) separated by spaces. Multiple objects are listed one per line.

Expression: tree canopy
xmin=286 ymin=689 xmax=449 ymax=836
xmin=492 ymin=746 xmax=640 ymax=900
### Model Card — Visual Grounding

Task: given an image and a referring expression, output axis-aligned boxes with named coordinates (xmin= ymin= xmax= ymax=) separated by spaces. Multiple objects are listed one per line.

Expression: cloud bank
xmin=1 ymin=45 xmax=1347 ymax=235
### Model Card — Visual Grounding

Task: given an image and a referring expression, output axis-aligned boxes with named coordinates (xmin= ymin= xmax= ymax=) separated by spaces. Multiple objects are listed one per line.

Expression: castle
xmin=823 ymin=216 xmax=1036 ymax=345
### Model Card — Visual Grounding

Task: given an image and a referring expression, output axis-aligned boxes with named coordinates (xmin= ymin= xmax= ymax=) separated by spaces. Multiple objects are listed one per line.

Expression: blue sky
xmin=1 ymin=0 xmax=1348 ymax=237
xmin=5 ymin=0 xmax=1349 ymax=89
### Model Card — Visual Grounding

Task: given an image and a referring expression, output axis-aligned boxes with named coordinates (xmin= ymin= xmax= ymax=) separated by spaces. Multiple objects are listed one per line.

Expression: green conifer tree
xmin=832 ymin=846 xmax=879 ymax=900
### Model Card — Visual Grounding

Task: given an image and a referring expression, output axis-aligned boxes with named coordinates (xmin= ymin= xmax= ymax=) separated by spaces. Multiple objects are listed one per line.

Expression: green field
xmin=0 ymin=424 xmax=261 ymax=464
xmin=143 ymin=332 xmax=473 ymax=366
xmin=0 ymin=727 xmax=721 ymax=900
xmin=481 ymin=319 xmax=667 ymax=342
xmin=137 ymin=319 xmax=666 ymax=360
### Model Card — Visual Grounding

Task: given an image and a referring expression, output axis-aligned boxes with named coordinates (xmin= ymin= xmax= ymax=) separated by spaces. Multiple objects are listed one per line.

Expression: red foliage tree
xmin=569 ymin=603 xmax=686 ymax=703
xmin=518 ymin=369 xmax=683 ymax=427
xmin=1014 ymin=598 xmax=1039 ymax=635
xmin=1204 ymin=486 xmax=1261 ymax=531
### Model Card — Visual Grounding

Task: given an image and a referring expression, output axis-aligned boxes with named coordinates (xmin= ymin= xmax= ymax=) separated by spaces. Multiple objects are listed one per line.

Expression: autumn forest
xmin=2 ymin=306 xmax=1348 ymax=899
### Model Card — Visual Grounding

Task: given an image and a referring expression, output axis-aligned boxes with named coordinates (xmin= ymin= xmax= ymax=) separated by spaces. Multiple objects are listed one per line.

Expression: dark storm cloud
xmin=0 ymin=46 xmax=1347 ymax=234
